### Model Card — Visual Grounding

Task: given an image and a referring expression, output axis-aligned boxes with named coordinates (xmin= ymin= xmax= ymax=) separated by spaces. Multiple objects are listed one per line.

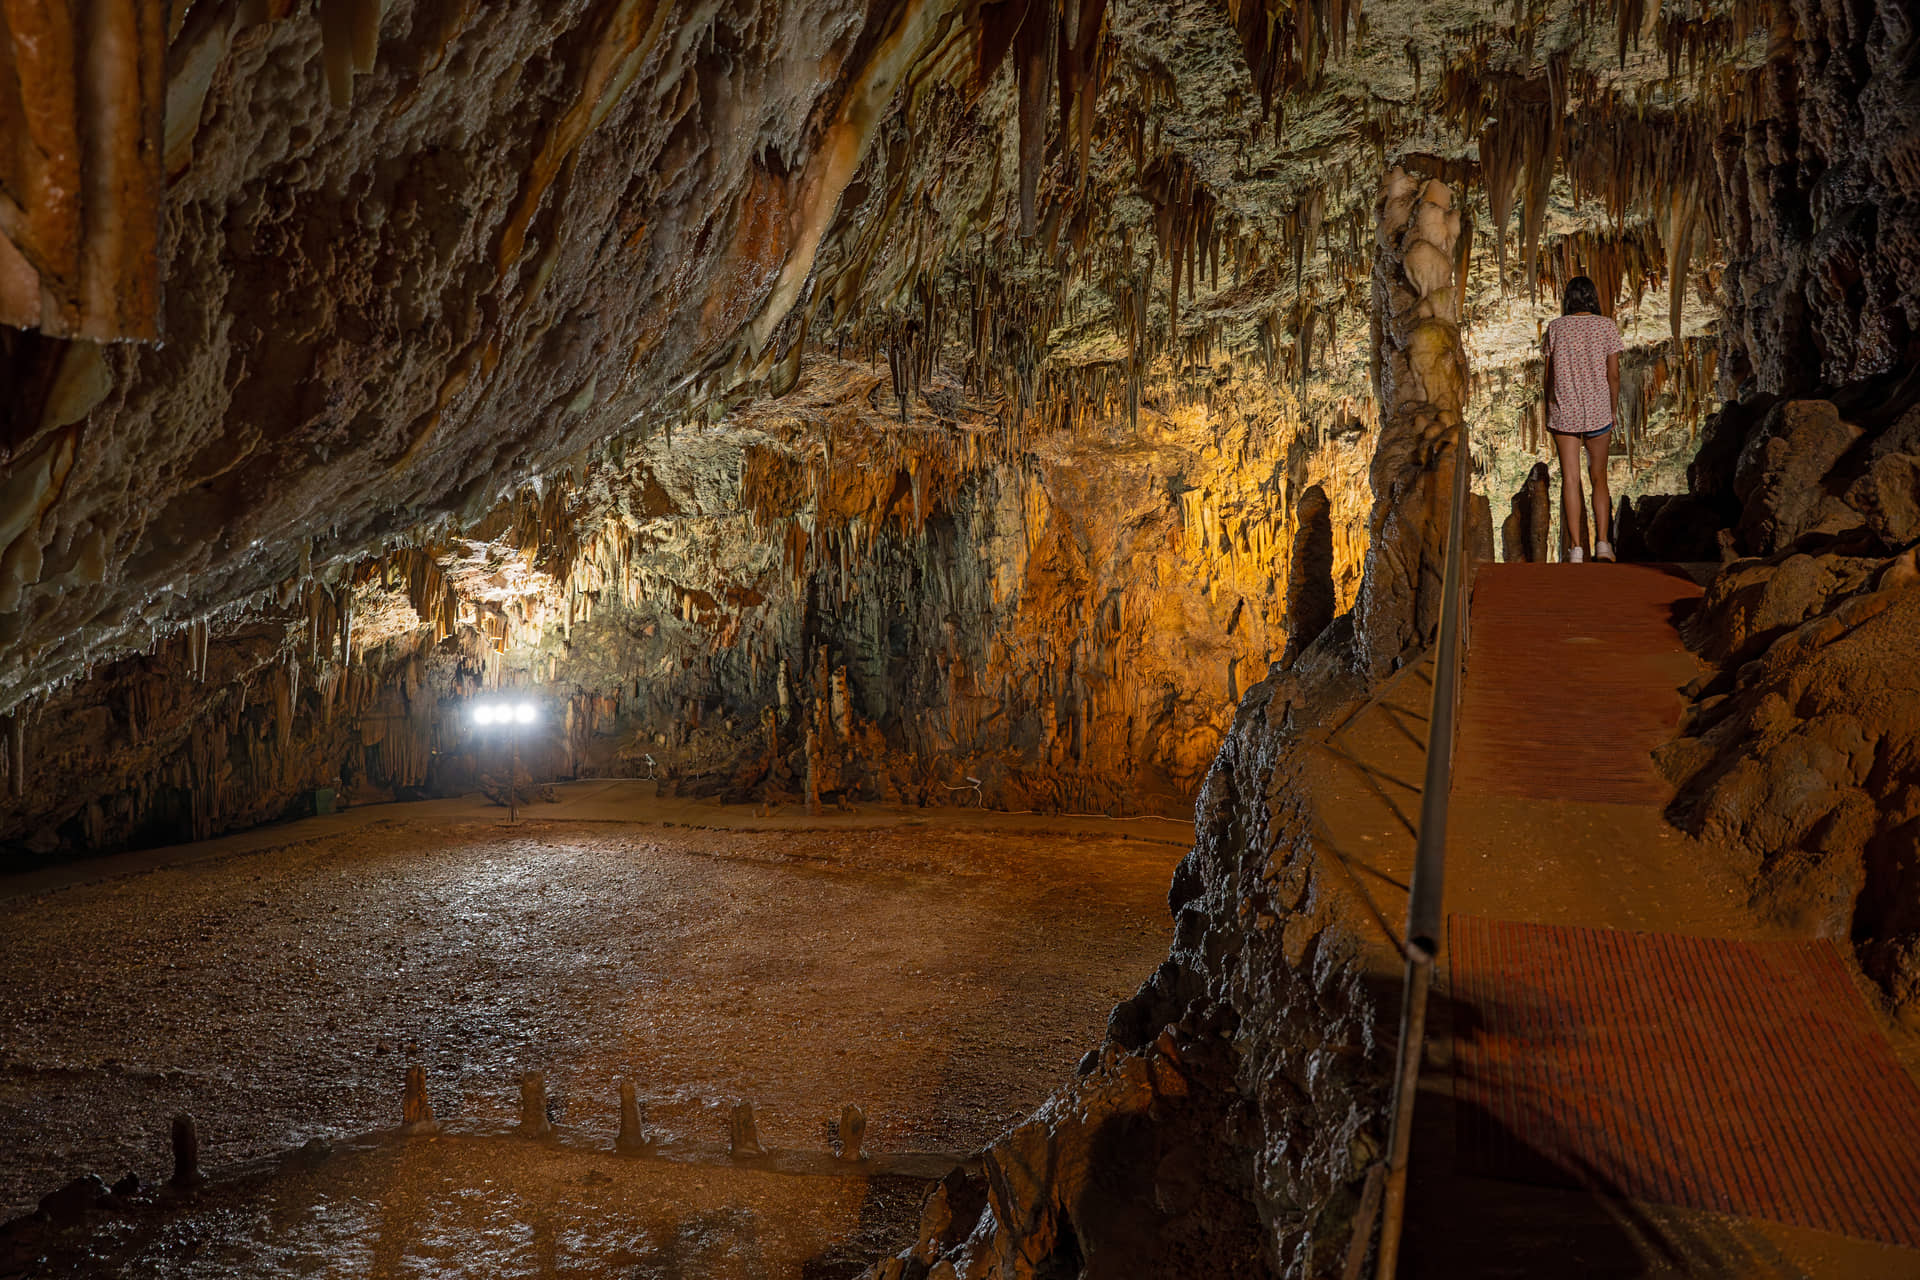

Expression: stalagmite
xmin=729 ymin=1101 xmax=766 ymax=1158
xmin=1353 ymin=167 xmax=1486 ymax=676
xmin=831 ymin=667 xmax=852 ymax=738
xmin=804 ymin=722 xmax=823 ymax=815
xmin=4 ymin=716 xmax=21 ymax=801
xmin=615 ymin=1079 xmax=651 ymax=1153
xmin=169 ymin=1114 xmax=205 ymax=1189
xmin=835 ymin=1104 xmax=866 ymax=1161
xmin=519 ymin=1071 xmax=554 ymax=1137
xmin=401 ymin=1065 xmax=438 ymax=1135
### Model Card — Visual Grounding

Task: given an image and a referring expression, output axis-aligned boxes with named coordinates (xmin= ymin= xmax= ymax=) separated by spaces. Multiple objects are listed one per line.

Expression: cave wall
xmin=0 ymin=353 xmax=1382 ymax=857
xmin=3 ymin=0 xmax=1761 ymax=857
xmin=1715 ymin=0 xmax=1920 ymax=399
xmin=526 ymin=361 xmax=1376 ymax=814
xmin=859 ymin=162 xmax=1479 ymax=1280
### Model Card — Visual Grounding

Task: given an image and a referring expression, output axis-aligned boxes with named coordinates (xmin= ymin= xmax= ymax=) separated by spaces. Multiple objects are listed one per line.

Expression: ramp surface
xmin=1455 ymin=562 xmax=1700 ymax=805
xmin=1450 ymin=914 xmax=1920 ymax=1249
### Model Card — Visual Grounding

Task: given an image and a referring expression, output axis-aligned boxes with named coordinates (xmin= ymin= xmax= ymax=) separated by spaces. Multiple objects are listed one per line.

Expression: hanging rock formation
xmin=1715 ymin=0 xmax=1920 ymax=396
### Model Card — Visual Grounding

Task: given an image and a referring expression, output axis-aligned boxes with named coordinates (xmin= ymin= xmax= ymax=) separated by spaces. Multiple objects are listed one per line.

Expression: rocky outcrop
xmin=1662 ymin=565 xmax=1920 ymax=1022
xmin=1731 ymin=400 xmax=1865 ymax=556
xmin=1658 ymin=388 xmax=1920 ymax=1025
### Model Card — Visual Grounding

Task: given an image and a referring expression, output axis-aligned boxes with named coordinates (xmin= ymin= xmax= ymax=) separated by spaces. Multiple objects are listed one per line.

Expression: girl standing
xmin=1541 ymin=276 xmax=1623 ymax=562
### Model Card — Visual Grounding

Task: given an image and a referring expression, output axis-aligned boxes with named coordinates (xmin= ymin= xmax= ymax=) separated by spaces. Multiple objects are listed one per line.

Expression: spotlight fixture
xmin=468 ymin=698 xmax=541 ymax=822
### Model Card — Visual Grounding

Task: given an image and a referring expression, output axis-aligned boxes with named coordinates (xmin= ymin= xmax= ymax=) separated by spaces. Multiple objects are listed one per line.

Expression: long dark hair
xmin=1562 ymin=275 xmax=1603 ymax=316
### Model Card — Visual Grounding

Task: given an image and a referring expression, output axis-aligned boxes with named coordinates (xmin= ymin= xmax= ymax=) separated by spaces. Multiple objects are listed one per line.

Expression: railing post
xmin=1374 ymin=437 xmax=1474 ymax=1279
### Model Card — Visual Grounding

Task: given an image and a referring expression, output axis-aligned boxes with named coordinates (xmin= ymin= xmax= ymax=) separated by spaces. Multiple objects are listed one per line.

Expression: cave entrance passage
xmin=1400 ymin=562 xmax=1920 ymax=1276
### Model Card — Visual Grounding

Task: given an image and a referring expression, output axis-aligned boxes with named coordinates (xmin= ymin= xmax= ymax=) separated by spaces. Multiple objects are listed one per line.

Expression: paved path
xmin=1394 ymin=563 xmax=1920 ymax=1278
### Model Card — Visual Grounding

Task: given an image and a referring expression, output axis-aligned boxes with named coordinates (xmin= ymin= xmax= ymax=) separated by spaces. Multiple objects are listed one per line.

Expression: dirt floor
xmin=0 ymin=807 xmax=1186 ymax=1274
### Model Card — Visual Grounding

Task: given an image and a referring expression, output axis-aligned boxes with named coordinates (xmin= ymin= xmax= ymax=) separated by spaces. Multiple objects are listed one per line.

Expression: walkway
xmin=1390 ymin=563 xmax=1920 ymax=1277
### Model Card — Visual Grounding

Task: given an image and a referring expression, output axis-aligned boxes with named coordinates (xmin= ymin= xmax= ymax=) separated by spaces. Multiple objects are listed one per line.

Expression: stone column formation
xmin=1501 ymin=462 xmax=1553 ymax=563
xmin=1354 ymin=166 xmax=1487 ymax=677
xmin=1281 ymin=484 xmax=1335 ymax=665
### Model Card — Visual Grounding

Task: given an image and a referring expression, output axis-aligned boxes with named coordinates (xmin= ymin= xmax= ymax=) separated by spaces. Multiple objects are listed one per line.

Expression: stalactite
xmin=317 ymin=0 xmax=385 ymax=108
xmin=4 ymin=714 xmax=22 ymax=801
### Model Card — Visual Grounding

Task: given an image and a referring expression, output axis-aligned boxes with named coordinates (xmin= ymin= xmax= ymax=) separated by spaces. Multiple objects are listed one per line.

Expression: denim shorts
xmin=1548 ymin=421 xmax=1614 ymax=440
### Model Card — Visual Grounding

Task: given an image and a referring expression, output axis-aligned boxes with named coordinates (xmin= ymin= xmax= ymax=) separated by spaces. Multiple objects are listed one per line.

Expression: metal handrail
xmin=1372 ymin=435 xmax=1475 ymax=1279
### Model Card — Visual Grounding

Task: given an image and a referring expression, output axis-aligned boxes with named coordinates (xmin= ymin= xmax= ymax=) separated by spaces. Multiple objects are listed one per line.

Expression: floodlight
xmin=473 ymin=704 xmax=496 ymax=725
xmin=515 ymin=702 xmax=536 ymax=724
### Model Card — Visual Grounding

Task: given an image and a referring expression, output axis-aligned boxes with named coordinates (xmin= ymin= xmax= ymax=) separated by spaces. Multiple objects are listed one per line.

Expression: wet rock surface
xmin=1 ymin=1131 xmax=941 ymax=1280
xmin=0 ymin=818 xmax=1182 ymax=1218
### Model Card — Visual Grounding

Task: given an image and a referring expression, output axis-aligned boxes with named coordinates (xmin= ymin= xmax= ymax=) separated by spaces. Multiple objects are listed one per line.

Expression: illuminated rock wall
xmin=0 ymin=360 xmax=1376 ymax=853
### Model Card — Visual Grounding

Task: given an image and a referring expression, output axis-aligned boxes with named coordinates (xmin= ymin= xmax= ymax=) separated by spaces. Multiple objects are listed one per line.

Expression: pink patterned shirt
xmin=1543 ymin=313 xmax=1623 ymax=435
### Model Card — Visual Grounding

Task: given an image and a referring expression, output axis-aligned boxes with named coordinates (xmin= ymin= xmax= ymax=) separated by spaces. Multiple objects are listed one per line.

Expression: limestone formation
xmin=518 ymin=1071 xmax=553 ymax=1138
xmin=1353 ymin=167 xmax=1478 ymax=676
xmin=1500 ymin=462 xmax=1552 ymax=564
xmin=0 ymin=0 xmax=1911 ymax=1273
xmin=400 ymin=1065 xmax=438 ymax=1135
xmin=1714 ymin=0 xmax=1920 ymax=397
xmin=168 ymin=1114 xmax=204 ymax=1190
xmin=615 ymin=1079 xmax=651 ymax=1154
xmin=834 ymin=1104 xmax=867 ymax=1162
xmin=729 ymin=1100 xmax=766 ymax=1159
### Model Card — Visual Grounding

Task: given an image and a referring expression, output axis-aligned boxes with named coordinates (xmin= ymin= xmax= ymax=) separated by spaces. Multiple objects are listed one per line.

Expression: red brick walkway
xmin=1443 ymin=562 xmax=1920 ymax=1251
xmin=1455 ymin=563 xmax=1700 ymax=805
xmin=1451 ymin=916 xmax=1920 ymax=1248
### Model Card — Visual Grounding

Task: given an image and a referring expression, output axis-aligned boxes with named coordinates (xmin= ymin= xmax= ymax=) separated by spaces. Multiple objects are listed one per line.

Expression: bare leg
xmin=1586 ymin=431 xmax=1613 ymax=548
xmin=1553 ymin=431 xmax=1588 ymax=556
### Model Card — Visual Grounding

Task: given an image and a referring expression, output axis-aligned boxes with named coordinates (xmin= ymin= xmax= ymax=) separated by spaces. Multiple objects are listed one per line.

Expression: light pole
xmin=472 ymin=700 xmax=539 ymax=823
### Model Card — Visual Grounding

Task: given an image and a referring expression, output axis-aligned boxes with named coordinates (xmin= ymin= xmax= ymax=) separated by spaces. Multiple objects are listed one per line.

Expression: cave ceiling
xmin=0 ymin=0 xmax=1772 ymax=721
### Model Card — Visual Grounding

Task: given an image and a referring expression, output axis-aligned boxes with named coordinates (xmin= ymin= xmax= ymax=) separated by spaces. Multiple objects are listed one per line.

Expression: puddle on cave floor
xmin=4 ymin=1131 xmax=952 ymax=1279
xmin=0 ymin=814 xmax=1185 ymax=1277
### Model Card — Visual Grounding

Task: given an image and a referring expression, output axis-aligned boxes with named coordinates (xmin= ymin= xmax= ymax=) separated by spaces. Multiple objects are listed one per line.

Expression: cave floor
xmin=0 ymin=796 xmax=1188 ymax=1276
xmin=1311 ymin=563 xmax=1920 ymax=1279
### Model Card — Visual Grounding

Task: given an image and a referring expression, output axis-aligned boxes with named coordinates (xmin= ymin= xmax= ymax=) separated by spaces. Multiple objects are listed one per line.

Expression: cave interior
xmin=1 ymin=0 xmax=1919 ymax=1275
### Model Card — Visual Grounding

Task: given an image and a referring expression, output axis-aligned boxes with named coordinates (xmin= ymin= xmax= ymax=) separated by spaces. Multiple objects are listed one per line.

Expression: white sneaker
xmin=1595 ymin=541 xmax=1615 ymax=562
xmin=1569 ymin=547 xmax=1586 ymax=563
